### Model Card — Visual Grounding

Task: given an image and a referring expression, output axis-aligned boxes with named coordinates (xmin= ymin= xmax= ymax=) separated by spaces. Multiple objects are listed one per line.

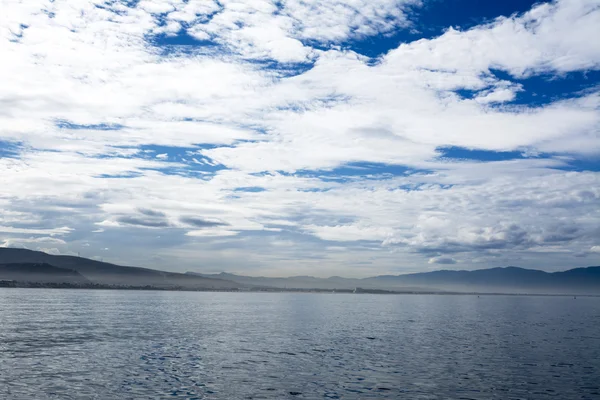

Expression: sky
xmin=1 ymin=0 xmax=599 ymax=277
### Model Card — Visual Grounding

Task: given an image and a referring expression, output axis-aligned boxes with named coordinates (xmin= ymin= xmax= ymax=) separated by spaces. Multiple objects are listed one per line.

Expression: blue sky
xmin=0 ymin=0 xmax=599 ymax=276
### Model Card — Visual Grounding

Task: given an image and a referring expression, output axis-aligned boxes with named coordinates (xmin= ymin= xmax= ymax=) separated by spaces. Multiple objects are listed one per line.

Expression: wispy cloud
xmin=0 ymin=226 xmax=73 ymax=236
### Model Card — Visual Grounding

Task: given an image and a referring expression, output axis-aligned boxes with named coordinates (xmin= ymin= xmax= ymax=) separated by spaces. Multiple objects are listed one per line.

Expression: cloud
xmin=0 ymin=0 xmax=599 ymax=275
xmin=179 ymin=217 xmax=229 ymax=228
xmin=161 ymin=0 xmax=421 ymax=61
xmin=116 ymin=216 xmax=171 ymax=228
xmin=1 ymin=236 xmax=67 ymax=247
xmin=0 ymin=226 xmax=73 ymax=236
xmin=138 ymin=208 xmax=167 ymax=218
xmin=386 ymin=0 xmax=600 ymax=76
xmin=186 ymin=229 xmax=239 ymax=237
xmin=0 ymin=236 xmax=74 ymax=257
xmin=303 ymin=223 xmax=394 ymax=242
xmin=428 ymin=256 xmax=457 ymax=265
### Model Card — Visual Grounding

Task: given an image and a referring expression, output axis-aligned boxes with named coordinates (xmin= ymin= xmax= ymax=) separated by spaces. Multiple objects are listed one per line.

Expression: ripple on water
xmin=1 ymin=291 xmax=599 ymax=399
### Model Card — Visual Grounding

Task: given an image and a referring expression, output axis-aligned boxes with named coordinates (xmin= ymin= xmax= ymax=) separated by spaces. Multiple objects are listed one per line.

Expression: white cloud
xmin=428 ymin=256 xmax=457 ymax=265
xmin=186 ymin=229 xmax=239 ymax=237
xmin=1 ymin=236 xmax=67 ymax=247
xmin=171 ymin=0 xmax=420 ymax=61
xmin=304 ymin=223 xmax=395 ymax=242
xmin=386 ymin=0 xmax=600 ymax=76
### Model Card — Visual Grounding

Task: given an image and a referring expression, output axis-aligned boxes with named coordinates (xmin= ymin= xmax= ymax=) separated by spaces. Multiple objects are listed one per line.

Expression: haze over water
xmin=1 ymin=289 xmax=599 ymax=399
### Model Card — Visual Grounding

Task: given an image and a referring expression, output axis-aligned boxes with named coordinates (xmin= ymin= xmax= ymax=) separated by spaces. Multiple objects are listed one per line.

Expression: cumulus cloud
xmin=386 ymin=0 xmax=600 ymax=76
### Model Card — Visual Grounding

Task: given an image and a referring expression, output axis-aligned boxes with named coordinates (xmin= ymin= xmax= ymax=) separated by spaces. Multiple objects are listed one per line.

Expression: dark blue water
xmin=1 ymin=290 xmax=599 ymax=399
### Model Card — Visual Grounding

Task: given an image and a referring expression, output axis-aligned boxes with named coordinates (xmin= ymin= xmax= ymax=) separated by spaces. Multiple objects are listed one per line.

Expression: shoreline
xmin=0 ymin=282 xmax=598 ymax=297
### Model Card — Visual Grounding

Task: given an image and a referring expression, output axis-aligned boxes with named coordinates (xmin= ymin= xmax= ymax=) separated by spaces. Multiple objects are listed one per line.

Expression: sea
xmin=1 ymin=289 xmax=599 ymax=399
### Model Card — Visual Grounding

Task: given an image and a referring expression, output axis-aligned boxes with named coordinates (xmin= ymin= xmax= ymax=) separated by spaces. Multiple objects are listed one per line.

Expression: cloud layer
xmin=1 ymin=0 xmax=599 ymax=276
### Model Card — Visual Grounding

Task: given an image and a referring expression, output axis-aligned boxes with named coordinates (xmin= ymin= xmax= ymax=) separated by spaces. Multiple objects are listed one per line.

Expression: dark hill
xmin=0 ymin=263 xmax=89 ymax=284
xmin=0 ymin=248 xmax=239 ymax=289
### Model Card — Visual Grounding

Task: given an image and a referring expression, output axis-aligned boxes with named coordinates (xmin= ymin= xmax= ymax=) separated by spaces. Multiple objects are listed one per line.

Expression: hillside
xmin=0 ymin=248 xmax=239 ymax=289
xmin=0 ymin=263 xmax=90 ymax=284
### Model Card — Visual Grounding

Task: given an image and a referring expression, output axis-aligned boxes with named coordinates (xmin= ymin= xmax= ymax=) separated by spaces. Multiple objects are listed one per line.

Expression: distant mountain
xmin=0 ymin=248 xmax=239 ymax=289
xmin=186 ymin=271 xmax=433 ymax=292
xmin=189 ymin=266 xmax=600 ymax=294
xmin=2 ymin=248 xmax=598 ymax=294
xmin=185 ymin=272 xmax=360 ymax=290
xmin=0 ymin=263 xmax=89 ymax=284
xmin=364 ymin=266 xmax=600 ymax=294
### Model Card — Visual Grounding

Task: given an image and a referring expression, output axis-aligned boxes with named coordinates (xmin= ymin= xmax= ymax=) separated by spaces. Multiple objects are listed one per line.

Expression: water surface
xmin=1 ymin=289 xmax=599 ymax=399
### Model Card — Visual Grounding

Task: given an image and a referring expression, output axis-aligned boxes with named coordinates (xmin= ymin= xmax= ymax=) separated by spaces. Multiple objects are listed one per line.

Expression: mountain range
xmin=1 ymin=248 xmax=599 ymax=294
xmin=189 ymin=266 xmax=600 ymax=294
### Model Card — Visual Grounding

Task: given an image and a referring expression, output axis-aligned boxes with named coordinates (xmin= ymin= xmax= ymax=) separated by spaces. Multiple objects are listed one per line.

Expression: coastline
xmin=1 ymin=282 xmax=598 ymax=297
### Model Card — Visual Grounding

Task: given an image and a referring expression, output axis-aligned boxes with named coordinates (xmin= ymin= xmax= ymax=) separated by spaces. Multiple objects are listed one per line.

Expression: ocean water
xmin=0 ymin=290 xmax=599 ymax=399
